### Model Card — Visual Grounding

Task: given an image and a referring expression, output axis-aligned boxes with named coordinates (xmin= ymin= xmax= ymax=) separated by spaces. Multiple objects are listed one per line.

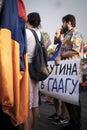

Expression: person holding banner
xmin=48 ymin=29 xmax=69 ymax=124
xmin=55 ymin=14 xmax=83 ymax=130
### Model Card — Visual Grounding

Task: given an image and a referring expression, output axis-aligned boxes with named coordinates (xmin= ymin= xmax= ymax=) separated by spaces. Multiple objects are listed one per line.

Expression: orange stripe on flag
xmin=0 ymin=29 xmax=29 ymax=125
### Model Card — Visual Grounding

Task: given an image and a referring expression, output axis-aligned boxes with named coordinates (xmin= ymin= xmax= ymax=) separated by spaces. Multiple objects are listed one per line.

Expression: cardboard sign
xmin=39 ymin=59 xmax=81 ymax=105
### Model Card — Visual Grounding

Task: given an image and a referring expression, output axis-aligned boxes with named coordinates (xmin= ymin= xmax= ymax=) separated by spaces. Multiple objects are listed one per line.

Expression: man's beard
xmin=54 ymin=38 xmax=60 ymax=45
xmin=61 ymin=26 xmax=68 ymax=34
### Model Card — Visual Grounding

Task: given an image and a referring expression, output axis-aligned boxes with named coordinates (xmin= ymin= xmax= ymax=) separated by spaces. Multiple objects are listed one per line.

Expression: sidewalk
xmin=20 ymin=92 xmax=87 ymax=130
xmin=37 ymin=92 xmax=87 ymax=130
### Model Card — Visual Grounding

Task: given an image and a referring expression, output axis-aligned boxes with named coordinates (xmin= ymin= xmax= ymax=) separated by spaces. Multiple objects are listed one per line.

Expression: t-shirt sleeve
xmin=71 ymin=32 xmax=83 ymax=53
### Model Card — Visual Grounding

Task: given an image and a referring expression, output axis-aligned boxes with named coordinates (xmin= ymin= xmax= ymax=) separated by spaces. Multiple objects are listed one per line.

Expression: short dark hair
xmin=27 ymin=12 xmax=41 ymax=28
xmin=62 ymin=14 xmax=76 ymax=27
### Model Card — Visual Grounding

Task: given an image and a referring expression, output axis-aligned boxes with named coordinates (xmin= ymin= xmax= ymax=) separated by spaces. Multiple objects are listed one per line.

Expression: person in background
xmin=55 ymin=14 xmax=83 ymax=130
xmin=40 ymin=32 xmax=54 ymax=105
xmin=48 ymin=28 xmax=69 ymax=125
xmin=48 ymin=28 xmax=64 ymax=61
xmin=24 ymin=12 xmax=42 ymax=130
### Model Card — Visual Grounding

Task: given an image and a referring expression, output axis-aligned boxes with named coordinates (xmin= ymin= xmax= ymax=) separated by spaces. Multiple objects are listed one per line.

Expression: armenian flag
xmin=0 ymin=0 xmax=29 ymax=126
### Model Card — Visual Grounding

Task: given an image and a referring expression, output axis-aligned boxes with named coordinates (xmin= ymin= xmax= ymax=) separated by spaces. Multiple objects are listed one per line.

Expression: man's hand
xmin=62 ymin=50 xmax=79 ymax=58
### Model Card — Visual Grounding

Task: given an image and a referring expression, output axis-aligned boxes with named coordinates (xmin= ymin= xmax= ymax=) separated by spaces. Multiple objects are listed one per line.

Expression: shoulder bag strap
xmin=29 ymin=29 xmax=44 ymax=45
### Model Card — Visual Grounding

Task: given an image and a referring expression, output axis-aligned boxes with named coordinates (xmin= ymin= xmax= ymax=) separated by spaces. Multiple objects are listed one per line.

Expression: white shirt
xmin=26 ymin=28 xmax=41 ymax=63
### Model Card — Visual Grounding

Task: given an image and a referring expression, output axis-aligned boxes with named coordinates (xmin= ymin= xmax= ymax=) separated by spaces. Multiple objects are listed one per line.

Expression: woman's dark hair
xmin=62 ymin=14 xmax=76 ymax=27
xmin=27 ymin=12 xmax=41 ymax=28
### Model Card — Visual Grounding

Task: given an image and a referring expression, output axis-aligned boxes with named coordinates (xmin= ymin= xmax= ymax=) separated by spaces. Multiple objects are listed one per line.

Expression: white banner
xmin=39 ymin=59 xmax=81 ymax=105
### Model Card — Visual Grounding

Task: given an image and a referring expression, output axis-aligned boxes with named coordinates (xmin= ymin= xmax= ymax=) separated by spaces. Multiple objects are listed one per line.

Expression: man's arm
xmin=62 ymin=50 xmax=79 ymax=58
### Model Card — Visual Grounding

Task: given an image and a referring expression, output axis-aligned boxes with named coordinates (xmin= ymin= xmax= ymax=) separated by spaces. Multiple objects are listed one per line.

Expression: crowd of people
xmin=0 ymin=1 xmax=85 ymax=130
xmin=24 ymin=12 xmax=83 ymax=130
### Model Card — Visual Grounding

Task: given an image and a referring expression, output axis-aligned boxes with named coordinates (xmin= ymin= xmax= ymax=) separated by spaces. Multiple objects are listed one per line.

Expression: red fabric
xmin=17 ymin=0 xmax=27 ymax=21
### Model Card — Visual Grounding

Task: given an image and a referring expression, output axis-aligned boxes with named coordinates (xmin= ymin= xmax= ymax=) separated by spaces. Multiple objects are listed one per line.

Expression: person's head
xmin=54 ymin=29 xmax=64 ymax=45
xmin=62 ymin=14 xmax=76 ymax=32
xmin=54 ymin=29 xmax=61 ymax=45
xmin=26 ymin=12 xmax=41 ymax=28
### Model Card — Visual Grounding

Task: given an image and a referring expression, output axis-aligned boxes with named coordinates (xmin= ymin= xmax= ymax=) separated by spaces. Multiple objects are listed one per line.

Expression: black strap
xmin=29 ymin=29 xmax=44 ymax=45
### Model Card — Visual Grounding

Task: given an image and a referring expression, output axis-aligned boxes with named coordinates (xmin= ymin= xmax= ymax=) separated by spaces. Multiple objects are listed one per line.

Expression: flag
xmin=44 ymin=39 xmax=52 ymax=49
xmin=48 ymin=41 xmax=62 ymax=61
xmin=0 ymin=0 xmax=29 ymax=126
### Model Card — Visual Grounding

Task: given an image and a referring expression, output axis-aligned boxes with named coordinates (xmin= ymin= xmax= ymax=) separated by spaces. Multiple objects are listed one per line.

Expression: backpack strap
xmin=29 ymin=29 xmax=44 ymax=45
